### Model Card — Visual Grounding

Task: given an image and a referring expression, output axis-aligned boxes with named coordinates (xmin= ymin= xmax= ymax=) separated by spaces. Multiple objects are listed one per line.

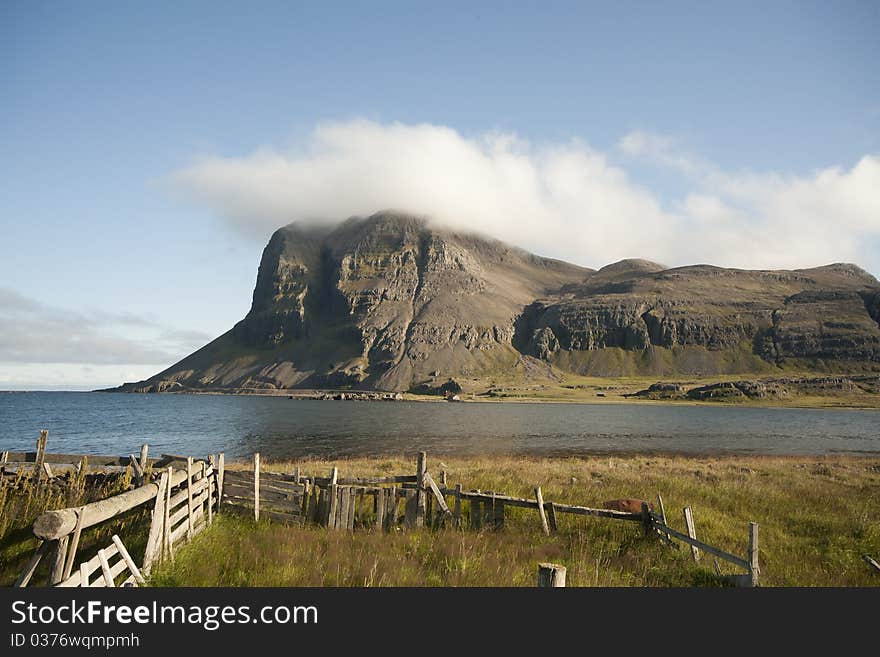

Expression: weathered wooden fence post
xmin=657 ymin=494 xmax=670 ymax=542
xmin=49 ymin=535 xmax=68 ymax=585
xmin=327 ymin=466 xmax=338 ymax=528
xmin=547 ymin=502 xmax=558 ymax=532
xmin=253 ymin=453 xmax=261 ymax=522
xmin=35 ymin=430 xmax=48 ymax=482
xmin=186 ymin=457 xmax=194 ymax=538
xmin=535 ymin=487 xmax=550 ymax=536
xmin=142 ymin=469 xmax=169 ymax=574
xmin=415 ymin=451 xmax=427 ymax=527
xmin=538 ymin=563 xmax=566 ymax=587
xmin=683 ymin=506 xmax=700 ymax=562
xmin=164 ymin=466 xmax=174 ymax=562
xmin=641 ymin=501 xmax=653 ymax=537
xmin=453 ymin=484 xmax=462 ymax=528
xmin=748 ymin=522 xmax=760 ymax=587
xmin=14 ymin=541 xmax=49 ymax=587
xmin=61 ymin=506 xmax=86 ymax=581
xmin=470 ymin=491 xmax=482 ymax=530
xmin=139 ymin=444 xmax=149 ymax=473
xmin=217 ymin=452 xmax=225 ymax=509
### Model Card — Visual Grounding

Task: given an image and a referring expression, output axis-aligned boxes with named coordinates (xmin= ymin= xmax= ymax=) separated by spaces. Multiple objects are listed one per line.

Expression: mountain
xmin=112 ymin=211 xmax=880 ymax=393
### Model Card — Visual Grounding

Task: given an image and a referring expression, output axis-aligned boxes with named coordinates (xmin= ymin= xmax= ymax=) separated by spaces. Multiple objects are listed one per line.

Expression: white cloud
xmin=0 ymin=288 xmax=213 ymax=369
xmin=169 ymin=120 xmax=880 ymax=276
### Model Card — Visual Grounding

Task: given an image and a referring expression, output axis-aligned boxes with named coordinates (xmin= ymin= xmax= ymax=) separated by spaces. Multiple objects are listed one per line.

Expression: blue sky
xmin=2 ymin=1 xmax=878 ymax=389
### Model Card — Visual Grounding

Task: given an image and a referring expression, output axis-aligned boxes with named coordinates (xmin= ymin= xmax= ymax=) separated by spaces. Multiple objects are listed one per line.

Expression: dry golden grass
xmin=151 ymin=454 xmax=880 ymax=587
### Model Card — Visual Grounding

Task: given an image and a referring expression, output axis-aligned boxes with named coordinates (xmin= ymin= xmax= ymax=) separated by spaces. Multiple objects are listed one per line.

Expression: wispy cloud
xmin=169 ymin=120 xmax=880 ymax=275
xmin=0 ymin=288 xmax=212 ymax=366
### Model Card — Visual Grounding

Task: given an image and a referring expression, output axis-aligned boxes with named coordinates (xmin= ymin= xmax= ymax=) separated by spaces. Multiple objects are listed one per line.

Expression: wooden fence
xmin=223 ymin=451 xmax=644 ymax=531
xmin=16 ymin=448 xmax=225 ymax=588
xmin=224 ymin=451 xmax=761 ymax=586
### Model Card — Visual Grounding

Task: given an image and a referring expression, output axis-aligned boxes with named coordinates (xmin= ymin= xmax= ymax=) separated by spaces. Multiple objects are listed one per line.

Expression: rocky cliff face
xmin=114 ymin=212 xmax=880 ymax=393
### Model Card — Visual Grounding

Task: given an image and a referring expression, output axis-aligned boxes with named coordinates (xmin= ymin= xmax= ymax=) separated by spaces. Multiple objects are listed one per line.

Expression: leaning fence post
xmin=415 ymin=451 xmax=427 ymax=527
xmin=683 ymin=506 xmax=700 ymax=562
xmin=61 ymin=506 xmax=86 ymax=581
xmin=657 ymin=494 xmax=670 ymax=542
xmin=142 ymin=469 xmax=169 ymax=575
xmin=537 ymin=563 xmax=566 ymax=587
xmin=748 ymin=522 xmax=760 ymax=587
xmin=164 ymin=467 xmax=174 ymax=562
xmin=186 ymin=457 xmax=194 ymax=538
xmin=253 ymin=453 xmax=261 ymax=522
xmin=535 ymin=487 xmax=550 ymax=536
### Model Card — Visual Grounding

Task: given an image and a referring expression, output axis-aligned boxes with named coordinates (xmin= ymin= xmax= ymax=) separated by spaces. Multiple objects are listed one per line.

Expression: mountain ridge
xmin=110 ymin=211 xmax=880 ymax=394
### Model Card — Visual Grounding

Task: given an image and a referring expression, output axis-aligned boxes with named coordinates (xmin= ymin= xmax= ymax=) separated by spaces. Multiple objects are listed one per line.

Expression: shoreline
xmin=80 ymin=387 xmax=880 ymax=411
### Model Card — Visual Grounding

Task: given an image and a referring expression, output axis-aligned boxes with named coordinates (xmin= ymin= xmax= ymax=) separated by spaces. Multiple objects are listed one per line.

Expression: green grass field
xmin=150 ymin=454 xmax=880 ymax=587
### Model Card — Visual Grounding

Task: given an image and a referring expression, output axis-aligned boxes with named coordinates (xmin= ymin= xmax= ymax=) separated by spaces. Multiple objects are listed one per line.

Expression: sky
xmin=1 ymin=1 xmax=879 ymax=390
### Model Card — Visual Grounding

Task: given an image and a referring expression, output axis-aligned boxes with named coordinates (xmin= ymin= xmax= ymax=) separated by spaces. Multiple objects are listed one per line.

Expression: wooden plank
xmin=375 ymin=490 xmax=386 ymax=530
xmin=142 ymin=470 xmax=169 ymax=574
xmin=424 ymin=473 xmax=451 ymax=517
xmin=111 ymin=535 xmax=146 ymax=586
xmin=535 ymin=487 xmax=550 ymax=536
xmin=61 ymin=506 xmax=86 ymax=581
xmin=347 ymin=488 xmax=357 ymax=530
xmin=862 ymin=555 xmax=880 ymax=574
xmin=253 ymin=453 xmax=260 ymax=522
xmin=129 ymin=454 xmax=144 ymax=486
xmin=483 ymin=491 xmax=495 ymax=526
xmin=748 ymin=522 xmax=760 ymax=587
xmin=186 ymin=457 xmax=195 ymax=538
xmin=415 ymin=451 xmax=427 ymax=528
xmin=651 ymin=521 xmax=750 ymax=570
xmin=80 ymin=562 xmax=92 ymax=588
xmin=207 ymin=474 xmax=214 ymax=527
xmin=437 ymin=488 xmax=643 ymax=521
xmin=42 ymin=462 xmax=54 ymax=479
xmin=139 ymin=444 xmax=149 ymax=473
xmin=334 ymin=474 xmax=418 ymax=486
xmin=547 ymin=502 xmax=558 ymax=532
xmin=657 ymin=494 xmax=670 ymax=541
xmin=14 ymin=541 xmax=48 ymax=587
xmin=35 ymin=430 xmax=48 ymax=481
xmin=493 ymin=500 xmax=505 ymax=530
xmin=260 ymin=509 xmax=304 ymax=525
xmin=385 ymin=486 xmax=397 ymax=530
xmin=301 ymin=482 xmax=311 ymax=519
xmin=326 ymin=467 xmax=339 ymax=528
xmin=217 ymin=453 xmax=225 ymax=510
xmin=404 ymin=490 xmax=418 ymax=527
xmin=641 ymin=502 xmax=653 ymax=536
xmin=537 ymin=563 xmax=566 ymax=587
xmin=97 ymin=548 xmax=115 ymax=587
xmin=164 ymin=467 xmax=173 ymax=563
xmin=470 ymin=492 xmax=482 ymax=530
xmin=453 ymin=484 xmax=462 ymax=528
xmin=49 ymin=536 xmax=68 ymax=585
xmin=683 ymin=506 xmax=700 ymax=562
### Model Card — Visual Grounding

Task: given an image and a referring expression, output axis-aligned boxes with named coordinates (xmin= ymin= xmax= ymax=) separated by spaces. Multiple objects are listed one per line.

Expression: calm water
xmin=0 ymin=392 xmax=878 ymax=459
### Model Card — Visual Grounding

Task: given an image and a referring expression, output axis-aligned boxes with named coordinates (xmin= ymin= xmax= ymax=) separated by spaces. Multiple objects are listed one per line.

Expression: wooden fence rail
xmin=18 ymin=449 xmax=225 ymax=587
